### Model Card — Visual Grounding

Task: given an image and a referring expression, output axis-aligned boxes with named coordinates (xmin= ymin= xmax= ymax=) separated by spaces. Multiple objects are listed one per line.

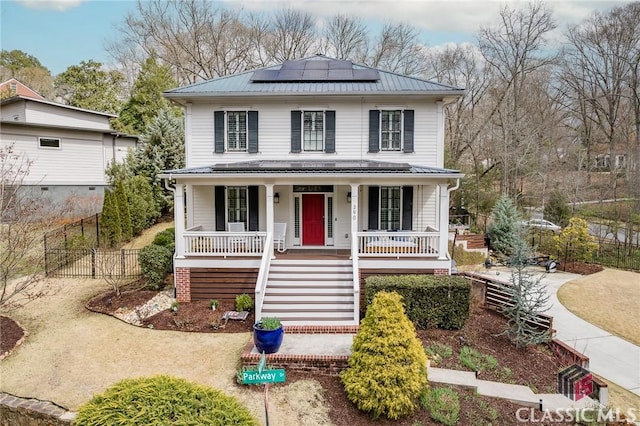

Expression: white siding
xmin=187 ymin=98 xmax=439 ymax=168
xmin=192 ymin=186 xmax=215 ymax=231
xmin=416 ymin=185 xmax=438 ymax=229
xmin=1 ymin=102 xmax=26 ymax=122
xmin=0 ymin=124 xmax=106 ymax=185
xmin=25 ymin=102 xmax=111 ymax=130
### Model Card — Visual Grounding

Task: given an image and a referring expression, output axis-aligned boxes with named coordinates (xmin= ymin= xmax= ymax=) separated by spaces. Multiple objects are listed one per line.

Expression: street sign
xmin=242 ymin=369 xmax=286 ymax=385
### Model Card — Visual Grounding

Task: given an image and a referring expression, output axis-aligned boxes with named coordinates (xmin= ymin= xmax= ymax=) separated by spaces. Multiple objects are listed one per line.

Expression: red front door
xmin=302 ymin=194 xmax=325 ymax=245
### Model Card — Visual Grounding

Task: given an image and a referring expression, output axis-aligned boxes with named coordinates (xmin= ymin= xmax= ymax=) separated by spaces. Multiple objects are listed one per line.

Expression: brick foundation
xmin=241 ymin=341 xmax=349 ymax=375
xmin=174 ymin=267 xmax=191 ymax=302
xmin=433 ymin=268 xmax=450 ymax=275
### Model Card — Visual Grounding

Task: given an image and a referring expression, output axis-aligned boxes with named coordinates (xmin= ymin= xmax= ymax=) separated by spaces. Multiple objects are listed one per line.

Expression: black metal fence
xmin=45 ymin=248 xmax=141 ymax=278
xmin=44 ymin=213 xmax=101 ymax=252
xmin=591 ymin=243 xmax=640 ymax=271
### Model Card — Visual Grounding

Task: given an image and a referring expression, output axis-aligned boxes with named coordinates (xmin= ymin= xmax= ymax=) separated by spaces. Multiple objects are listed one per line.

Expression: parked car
xmin=520 ymin=219 xmax=562 ymax=232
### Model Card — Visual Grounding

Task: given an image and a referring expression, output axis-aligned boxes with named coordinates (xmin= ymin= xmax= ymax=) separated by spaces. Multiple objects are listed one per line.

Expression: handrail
xmin=351 ymin=231 xmax=360 ymax=324
xmin=356 ymin=230 xmax=440 ymax=257
xmin=254 ymin=232 xmax=273 ymax=323
xmin=183 ymin=231 xmax=267 ymax=256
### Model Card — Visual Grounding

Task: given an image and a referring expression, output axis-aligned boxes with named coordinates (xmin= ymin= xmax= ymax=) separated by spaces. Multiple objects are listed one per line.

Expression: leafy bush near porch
xmin=152 ymin=227 xmax=175 ymax=248
xmin=365 ymin=275 xmax=470 ymax=329
xmin=139 ymin=244 xmax=173 ymax=290
xmin=74 ymin=375 xmax=258 ymax=426
xmin=341 ymin=291 xmax=428 ymax=420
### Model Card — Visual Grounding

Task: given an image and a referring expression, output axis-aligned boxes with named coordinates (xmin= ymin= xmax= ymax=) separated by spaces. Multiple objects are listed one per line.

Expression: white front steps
xmin=261 ymin=259 xmax=357 ymax=326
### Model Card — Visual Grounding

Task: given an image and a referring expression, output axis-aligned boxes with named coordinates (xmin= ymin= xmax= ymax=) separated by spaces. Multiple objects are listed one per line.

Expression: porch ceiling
xmin=160 ymin=160 xmax=462 ymax=181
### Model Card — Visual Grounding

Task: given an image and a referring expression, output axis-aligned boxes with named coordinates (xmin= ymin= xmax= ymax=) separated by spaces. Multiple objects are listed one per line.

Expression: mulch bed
xmin=0 ymin=316 xmax=25 ymax=357
xmin=559 ymin=261 xmax=604 ymax=275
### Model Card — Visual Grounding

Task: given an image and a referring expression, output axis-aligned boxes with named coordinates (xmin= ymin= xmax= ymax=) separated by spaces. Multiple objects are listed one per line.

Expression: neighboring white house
xmin=160 ymin=55 xmax=464 ymax=325
xmin=0 ymin=92 xmax=139 ymax=218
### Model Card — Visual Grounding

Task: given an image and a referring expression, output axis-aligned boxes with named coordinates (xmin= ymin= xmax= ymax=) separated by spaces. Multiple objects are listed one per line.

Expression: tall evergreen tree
xmin=127 ymin=176 xmax=159 ymax=235
xmin=114 ymin=180 xmax=133 ymax=242
xmin=99 ymin=189 xmax=122 ymax=248
xmin=115 ymin=55 xmax=178 ymax=134
xmin=487 ymin=195 xmax=522 ymax=256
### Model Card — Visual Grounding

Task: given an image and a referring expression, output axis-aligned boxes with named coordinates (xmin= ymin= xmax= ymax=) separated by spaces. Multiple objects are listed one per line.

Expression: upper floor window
xmin=303 ymin=111 xmax=324 ymax=151
xmin=381 ymin=110 xmax=402 ymax=151
xmin=39 ymin=137 xmax=61 ymax=149
xmin=214 ymin=111 xmax=258 ymax=154
xmin=368 ymin=109 xmax=414 ymax=153
xmin=291 ymin=110 xmax=335 ymax=154
xmin=227 ymin=111 xmax=247 ymax=151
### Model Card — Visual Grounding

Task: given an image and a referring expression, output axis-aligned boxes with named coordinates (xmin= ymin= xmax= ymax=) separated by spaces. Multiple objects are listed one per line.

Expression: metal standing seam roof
xmin=163 ymin=55 xmax=464 ymax=97
xmin=160 ymin=160 xmax=462 ymax=177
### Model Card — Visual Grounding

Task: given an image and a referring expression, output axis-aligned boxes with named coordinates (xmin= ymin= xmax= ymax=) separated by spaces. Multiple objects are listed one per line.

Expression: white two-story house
xmin=161 ymin=55 xmax=464 ymax=325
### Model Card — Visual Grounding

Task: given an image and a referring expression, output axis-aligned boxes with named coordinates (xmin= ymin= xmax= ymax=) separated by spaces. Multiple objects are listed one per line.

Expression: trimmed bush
xmin=74 ymin=375 xmax=258 ymax=425
xmin=152 ymin=227 xmax=175 ymax=248
xmin=99 ymin=189 xmax=122 ymax=248
xmin=139 ymin=244 xmax=173 ymax=290
xmin=365 ymin=275 xmax=470 ymax=329
xmin=115 ymin=180 xmax=133 ymax=242
xmin=341 ymin=291 xmax=428 ymax=420
xmin=235 ymin=293 xmax=253 ymax=312
xmin=127 ymin=175 xmax=160 ymax=235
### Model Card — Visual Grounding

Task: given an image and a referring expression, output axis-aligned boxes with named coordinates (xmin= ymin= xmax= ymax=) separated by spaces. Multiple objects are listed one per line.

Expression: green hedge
xmin=365 ymin=275 xmax=470 ymax=329
xmin=152 ymin=227 xmax=175 ymax=248
xmin=139 ymin=244 xmax=173 ymax=290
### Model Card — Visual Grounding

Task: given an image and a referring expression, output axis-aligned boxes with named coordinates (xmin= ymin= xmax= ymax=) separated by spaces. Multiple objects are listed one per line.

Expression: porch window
xmin=303 ymin=111 xmax=324 ymax=151
xmin=227 ymin=186 xmax=247 ymax=226
xmin=381 ymin=111 xmax=401 ymax=151
xmin=227 ymin=112 xmax=247 ymax=151
xmin=380 ymin=186 xmax=401 ymax=230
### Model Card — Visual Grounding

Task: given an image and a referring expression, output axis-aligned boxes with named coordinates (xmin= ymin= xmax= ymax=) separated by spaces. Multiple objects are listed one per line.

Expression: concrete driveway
xmin=0 ymin=277 xmax=331 ymax=425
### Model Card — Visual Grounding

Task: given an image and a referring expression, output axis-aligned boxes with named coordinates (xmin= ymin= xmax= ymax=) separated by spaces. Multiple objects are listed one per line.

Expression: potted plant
xmin=253 ymin=317 xmax=284 ymax=354
xmin=210 ymin=299 xmax=219 ymax=310
xmin=171 ymin=301 xmax=179 ymax=313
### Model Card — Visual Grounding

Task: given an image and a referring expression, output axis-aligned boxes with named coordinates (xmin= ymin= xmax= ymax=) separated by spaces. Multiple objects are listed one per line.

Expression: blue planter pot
xmin=253 ymin=324 xmax=284 ymax=354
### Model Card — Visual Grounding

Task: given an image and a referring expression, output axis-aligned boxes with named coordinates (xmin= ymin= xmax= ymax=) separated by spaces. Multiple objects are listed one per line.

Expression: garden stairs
xmin=260 ymin=258 xmax=356 ymax=326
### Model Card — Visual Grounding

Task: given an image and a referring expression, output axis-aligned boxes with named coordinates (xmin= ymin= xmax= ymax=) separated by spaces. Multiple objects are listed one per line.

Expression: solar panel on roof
xmin=305 ymin=61 xmax=329 ymax=70
xmin=329 ymin=60 xmax=353 ymax=69
xmin=280 ymin=61 xmax=305 ymax=70
xmin=302 ymin=70 xmax=329 ymax=80
xmin=250 ymin=58 xmax=380 ymax=82
xmin=327 ymin=70 xmax=353 ymax=80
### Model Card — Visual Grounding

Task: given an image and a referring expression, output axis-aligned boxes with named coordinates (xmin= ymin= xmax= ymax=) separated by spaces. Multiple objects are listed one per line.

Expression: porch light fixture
xmin=274 ymin=193 xmax=280 ymax=203
xmin=347 ymin=192 xmax=352 ymax=202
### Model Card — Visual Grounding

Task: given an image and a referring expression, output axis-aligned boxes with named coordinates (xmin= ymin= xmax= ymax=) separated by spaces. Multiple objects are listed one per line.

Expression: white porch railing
xmin=254 ymin=233 xmax=273 ymax=323
xmin=357 ymin=231 xmax=440 ymax=257
xmin=183 ymin=226 xmax=267 ymax=257
xmin=351 ymin=228 xmax=360 ymax=324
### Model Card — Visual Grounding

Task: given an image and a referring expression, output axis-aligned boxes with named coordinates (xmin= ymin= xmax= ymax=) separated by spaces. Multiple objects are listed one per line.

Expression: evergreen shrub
xmin=152 ymin=227 xmax=175 ymax=248
xmin=74 ymin=375 xmax=258 ymax=426
xmin=341 ymin=291 xmax=428 ymax=420
xmin=365 ymin=275 xmax=470 ymax=329
xmin=139 ymin=244 xmax=173 ymax=290
xmin=115 ymin=180 xmax=133 ymax=242
xmin=99 ymin=189 xmax=122 ymax=248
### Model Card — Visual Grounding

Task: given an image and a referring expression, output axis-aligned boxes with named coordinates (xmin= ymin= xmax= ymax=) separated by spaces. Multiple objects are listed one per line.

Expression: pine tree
xmin=487 ymin=195 xmax=522 ymax=256
xmin=99 ymin=189 xmax=122 ymax=248
xmin=501 ymin=241 xmax=552 ymax=348
xmin=115 ymin=180 xmax=133 ymax=242
xmin=127 ymin=176 xmax=159 ymax=235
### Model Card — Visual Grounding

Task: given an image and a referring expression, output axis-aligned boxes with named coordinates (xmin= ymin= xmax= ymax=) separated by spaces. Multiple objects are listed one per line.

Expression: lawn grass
xmin=557 ymin=269 xmax=640 ymax=346
xmin=594 ymin=374 xmax=640 ymax=417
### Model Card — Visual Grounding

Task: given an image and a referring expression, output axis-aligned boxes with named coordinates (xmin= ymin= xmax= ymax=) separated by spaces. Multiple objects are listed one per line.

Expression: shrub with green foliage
xmin=486 ymin=195 xmax=522 ymax=256
xmin=235 ymin=293 xmax=253 ymax=312
xmin=152 ymin=227 xmax=175 ymax=248
xmin=139 ymin=244 xmax=173 ymax=290
xmin=74 ymin=375 xmax=258 ymax=426
xmin=127 ymin=175 xmax=160 ymax=235
xmin=365 ymin=275 xmax=470 ymax=329
xmin=341 ymin=291 xmax=428 ymax=420
xmin=114 ymin=180 xmax=133 ymax=242
xmin=420 ymin=387 xmax=460 ymax=426
xmin=99 ymin=189 xmax=122 ymax=248
xmin=544 ymin=190 xmax=571 ymax=227
xmin=553 ymin=217 xmax=598 ymax=263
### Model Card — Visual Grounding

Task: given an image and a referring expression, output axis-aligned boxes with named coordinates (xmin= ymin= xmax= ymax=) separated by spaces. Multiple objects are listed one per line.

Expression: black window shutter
xmin=214 ymin=186 xmax=225 ymax=231
xmin=291 ymin=111 xmax=301 ymax=153
xmin=368 ymin=110 xmax=379 ymax=153
xmin=401 ymin=186 xmax=413 ymax=230
xmin=324 ymin=110 xmax=335 ymax=153
xmin=403 ymin=110 xmax=414 ymax=153
xmin=368 ymin=186 xmax=379 ymax=230
xmin=248 ymin=186 xmax=259 ymax=231
xmin=248 ymin=111 xmax=258 ymax=153
xmin=214 ymin=111 xmax=225 ymax=154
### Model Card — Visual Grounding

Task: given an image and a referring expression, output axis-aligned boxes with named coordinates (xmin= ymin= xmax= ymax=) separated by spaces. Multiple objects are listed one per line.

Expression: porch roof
xmin=160 ymin=160 xmax=462 ymax=179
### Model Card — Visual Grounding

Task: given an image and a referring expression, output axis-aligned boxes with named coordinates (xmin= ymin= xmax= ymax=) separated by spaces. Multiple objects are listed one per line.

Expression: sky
xmin=0 ymin=0 xmax=632 ymax=76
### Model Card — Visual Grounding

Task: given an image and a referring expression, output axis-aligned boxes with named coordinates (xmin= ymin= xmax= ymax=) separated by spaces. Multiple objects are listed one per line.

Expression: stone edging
xmin=0 ymin=392 xmax=76 ymax=425
xmin=0 ymin=316 xmax=28 ymax=361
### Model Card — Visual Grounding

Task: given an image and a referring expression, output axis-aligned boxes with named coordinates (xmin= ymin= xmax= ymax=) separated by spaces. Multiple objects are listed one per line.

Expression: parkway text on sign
xmin=242 ymin=369 xmax=286 ymax=385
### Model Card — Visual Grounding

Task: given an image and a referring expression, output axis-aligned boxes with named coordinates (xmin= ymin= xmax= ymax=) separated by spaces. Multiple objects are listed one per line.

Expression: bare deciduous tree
xmin=367 ymin=22 xmax=427 ymax=75
xmin=322 ymin=14 xmax=368 ymax=61
xmin=264 ymin=8 xmax=318 ymax=62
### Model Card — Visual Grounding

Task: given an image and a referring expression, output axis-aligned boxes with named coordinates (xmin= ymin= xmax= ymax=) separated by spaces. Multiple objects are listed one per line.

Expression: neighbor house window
xmin=381 ymin=110 xmax=402 ymax=151
xmin=227 ymin=186 xmax=247 ymax=225
xmin=380 ymin=186 xmax=401 ymax=230
xmin=303 ymin=111 xmax=324 ymax=151
xmin=39 ymin=137 xmax=61 ymax=149
xmin=227 ymin=112 xmax=247 ymax=151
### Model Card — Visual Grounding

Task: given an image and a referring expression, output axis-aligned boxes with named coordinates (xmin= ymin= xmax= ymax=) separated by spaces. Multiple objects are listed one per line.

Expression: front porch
xmin=163 ymin=160 xmax=460 ymax=325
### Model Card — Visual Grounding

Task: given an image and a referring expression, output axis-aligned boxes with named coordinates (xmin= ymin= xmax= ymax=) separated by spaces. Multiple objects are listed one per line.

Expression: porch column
xmin=438 ymin=183 xmax=449 ymax=261
xmin=265 ymin=183 xmax=274 ymax=233
xmin=175 ymin=183 xmax=185 ymax=258
xmin=350 ymin=184 xmax=360 ymax=255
